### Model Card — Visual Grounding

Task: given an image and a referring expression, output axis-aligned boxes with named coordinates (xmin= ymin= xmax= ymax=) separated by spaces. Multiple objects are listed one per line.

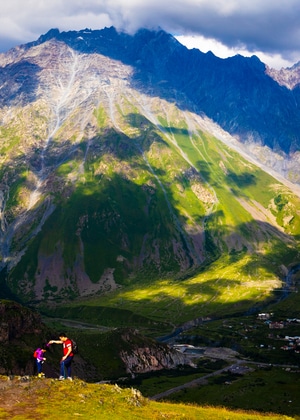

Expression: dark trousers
xmin=60 ymin=356 xmax=73 ymax=378
xmin=36 ymin=360 xmax=43 ymax=373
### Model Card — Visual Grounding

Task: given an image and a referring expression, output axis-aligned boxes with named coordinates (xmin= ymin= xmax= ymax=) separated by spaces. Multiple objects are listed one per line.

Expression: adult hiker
xmin=48 ymin=333 xmax=74 ymax=380
xmin=33 ymin=345 xmax=47 ymax=377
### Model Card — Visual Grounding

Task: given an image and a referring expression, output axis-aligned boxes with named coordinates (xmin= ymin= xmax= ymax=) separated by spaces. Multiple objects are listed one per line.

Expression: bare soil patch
xmin=0 ymin=376 xmax=46 ymax=419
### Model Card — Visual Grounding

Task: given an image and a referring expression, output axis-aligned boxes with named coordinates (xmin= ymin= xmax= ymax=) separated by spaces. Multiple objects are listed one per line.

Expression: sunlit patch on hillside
xmin=89 ymin=254 xmax=288 ymax=325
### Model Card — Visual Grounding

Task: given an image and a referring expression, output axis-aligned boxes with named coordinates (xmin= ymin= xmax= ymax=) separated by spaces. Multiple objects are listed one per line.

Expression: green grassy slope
xmin=5 ymin=99 xmax=300 ymax=305
xmin=0 ymin=376 xmax=293 ymax=420
xmin=0 ymin=83 xmax=297 ymax=319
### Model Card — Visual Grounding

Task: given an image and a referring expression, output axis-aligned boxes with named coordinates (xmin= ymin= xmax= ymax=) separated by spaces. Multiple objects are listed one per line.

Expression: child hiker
xmin=34 ymin=345 xmax=47 ymax=377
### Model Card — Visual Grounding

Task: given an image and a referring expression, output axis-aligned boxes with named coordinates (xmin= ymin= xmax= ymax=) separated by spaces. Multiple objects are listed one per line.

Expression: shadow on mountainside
xmin=0 ymin=64 xmax=299 ymax=305
xmin=1 ymin=115 xmax=299 ymax=303
xmin=0 ymin=60 xmax=41 ymax=106
xmin=225 ymin=169 xmax=257 ymax=189
xmin=20 ymin=26 xmax=300 ymax=154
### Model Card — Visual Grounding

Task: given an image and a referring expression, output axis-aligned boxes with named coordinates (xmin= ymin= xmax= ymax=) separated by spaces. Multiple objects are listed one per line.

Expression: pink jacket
xmin=35 ymin=348 xmax=45 ymax=362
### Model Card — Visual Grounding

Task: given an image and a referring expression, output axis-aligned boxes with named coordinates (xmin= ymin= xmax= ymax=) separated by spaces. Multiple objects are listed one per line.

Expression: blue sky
xmin=1 ymin=0 xmax=299 ymax=69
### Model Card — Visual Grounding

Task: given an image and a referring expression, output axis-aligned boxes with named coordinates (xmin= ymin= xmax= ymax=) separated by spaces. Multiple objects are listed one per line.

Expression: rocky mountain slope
xmin=267 ymin=61 xmax=300 ymax=90
xmin=0 ymin=27 xmax=299 ymax=303
xmin=20 ymin=27 xmax=300 ymax=184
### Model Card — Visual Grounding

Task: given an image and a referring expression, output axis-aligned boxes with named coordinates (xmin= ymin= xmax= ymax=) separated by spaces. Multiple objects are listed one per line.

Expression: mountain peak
xmin=38 ymin=27 xmax=60 ymax=42
xmin=4 ymin=25 xmax=300 ymax=157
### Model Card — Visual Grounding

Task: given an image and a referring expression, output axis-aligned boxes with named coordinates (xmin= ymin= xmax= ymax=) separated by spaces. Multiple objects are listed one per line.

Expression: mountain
xmin=0 ymin=27 xmax=299 ymax=305
xmin=21 ymin=27 xmax=300 ymax=183
xmin=267 ymin=60 xmax=300 ymax=90
xmin=4 ymin=27 xmax=300 ymax=154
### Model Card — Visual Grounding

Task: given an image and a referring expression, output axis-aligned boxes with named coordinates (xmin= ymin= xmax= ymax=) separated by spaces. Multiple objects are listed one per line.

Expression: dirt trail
xmin=46 ymin=317 xmax=111 ymax=331
xmin=149 ymin=363 xmax=240 ymax=401
xmin=0 ymin=376 xmax=47 ymax=419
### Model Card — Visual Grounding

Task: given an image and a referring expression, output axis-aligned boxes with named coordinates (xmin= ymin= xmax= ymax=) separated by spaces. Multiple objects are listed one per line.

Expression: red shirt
xmin=63 ymin=339 xmax=74 ymax=357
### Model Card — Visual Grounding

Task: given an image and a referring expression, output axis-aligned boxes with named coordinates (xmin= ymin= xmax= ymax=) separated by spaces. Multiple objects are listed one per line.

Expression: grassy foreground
xmin=0 ymin=376 xmax=293 ymax=420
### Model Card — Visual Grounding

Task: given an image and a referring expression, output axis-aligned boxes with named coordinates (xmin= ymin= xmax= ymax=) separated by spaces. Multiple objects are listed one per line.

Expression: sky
xmin=1 ymin=0 xmax=299 ymax=69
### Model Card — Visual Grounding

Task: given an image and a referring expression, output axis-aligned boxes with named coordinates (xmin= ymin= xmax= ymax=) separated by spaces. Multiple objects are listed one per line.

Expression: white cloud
xmin=175 ymin=35 xmax=296 ymax=69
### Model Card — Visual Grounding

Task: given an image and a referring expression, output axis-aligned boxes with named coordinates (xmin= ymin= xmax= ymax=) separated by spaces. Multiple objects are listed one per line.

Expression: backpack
xmin=33 ymin=349 xmax=39 ymax=358
xmin=70 ymin=339 xmax=79 ymax=354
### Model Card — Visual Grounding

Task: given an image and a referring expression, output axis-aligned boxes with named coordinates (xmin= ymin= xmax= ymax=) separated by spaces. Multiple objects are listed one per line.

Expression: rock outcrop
xmin=118 ymin=329 xmax=194 ymax=376
xmin=0 ymin=300 xmax=50 ymax=375
xmin=0 ymin=300 xmax=43 ymax=344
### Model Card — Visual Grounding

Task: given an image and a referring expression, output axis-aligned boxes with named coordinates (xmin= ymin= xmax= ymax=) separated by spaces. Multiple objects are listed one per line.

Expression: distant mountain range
xmin=0 ymin=27 xmax=299 ymax=303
